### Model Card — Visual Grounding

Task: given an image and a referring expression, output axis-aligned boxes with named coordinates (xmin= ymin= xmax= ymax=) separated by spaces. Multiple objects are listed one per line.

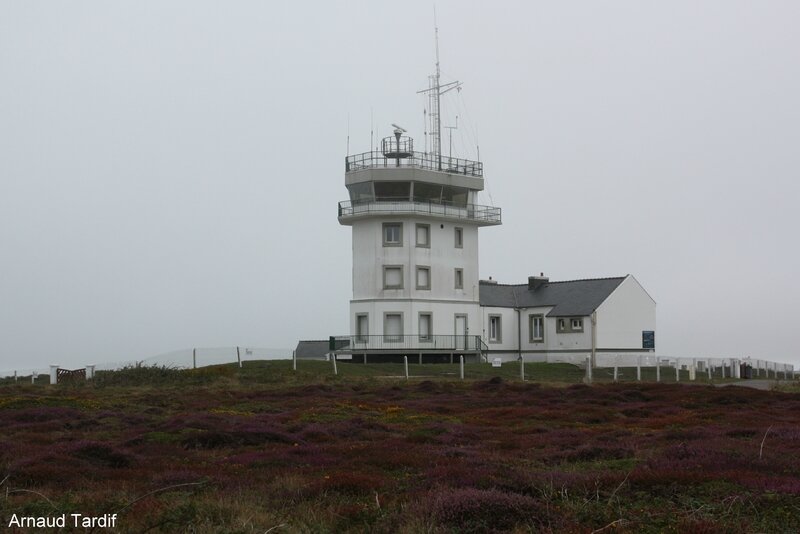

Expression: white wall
xmin=595 ymin=275 xmax=656 ymax=350
xmin=351 ymin=217 xmax=481 ymax=303
xmin=349 ymin=300 xmax=481 ymax=338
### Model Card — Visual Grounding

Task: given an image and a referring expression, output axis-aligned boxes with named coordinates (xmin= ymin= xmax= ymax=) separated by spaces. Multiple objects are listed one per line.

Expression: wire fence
xmin=0 ymin=346 xmax=292 ymax=382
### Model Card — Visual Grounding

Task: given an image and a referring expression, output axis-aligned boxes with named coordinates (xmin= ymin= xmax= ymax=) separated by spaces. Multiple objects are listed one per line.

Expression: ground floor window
xmin=529 ymin=314 xmax=544 ymax=342
xmin=384 ymin=313 xmax=403 ymax=342
xmin=419 ymin=313 xmax=432 ymax=341
xmin=489 ymin=315 xmax=502 ymax=343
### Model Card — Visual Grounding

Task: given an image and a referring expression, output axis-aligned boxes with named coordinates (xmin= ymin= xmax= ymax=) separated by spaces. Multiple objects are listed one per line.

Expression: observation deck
xmin=338 ymin=198 xmax=501 ymax=225
xmin=345 ymin=150 xmax=483 ymax=177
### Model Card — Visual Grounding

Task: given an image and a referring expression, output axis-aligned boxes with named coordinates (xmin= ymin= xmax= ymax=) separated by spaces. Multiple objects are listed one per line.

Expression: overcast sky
xmin=1 ymin=1 xmax=798 ymax=372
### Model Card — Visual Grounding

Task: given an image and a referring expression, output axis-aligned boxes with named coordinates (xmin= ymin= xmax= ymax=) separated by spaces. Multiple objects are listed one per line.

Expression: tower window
xmin=416 ymin=266 xmax=431 ymax=290
xmin=454 ymin=227 xmax=463 ymax=248
xmin=356 ymin=314 xmax=369 ymax=343
xmin=383 ymin=223 xmax=402 ymax=246
xmin=454 ymin=268 xmax=464 ymax=289
xmin=384 ymin=313 xmax=403 ymax=342
xmin=416 ymin=224 xmax=430 ymax=247
xmin=383 ymin=266 xmax=403 ymax=289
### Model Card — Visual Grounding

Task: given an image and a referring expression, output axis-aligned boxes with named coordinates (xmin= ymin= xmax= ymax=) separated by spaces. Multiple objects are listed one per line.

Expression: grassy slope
xmin=1 ymin=361 xmax=799 ymax=533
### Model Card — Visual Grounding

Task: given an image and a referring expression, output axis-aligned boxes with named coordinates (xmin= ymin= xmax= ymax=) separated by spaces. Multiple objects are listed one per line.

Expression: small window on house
xmin=454 ymin=268 xmax=464 ymax=289
xmin=489 ymin=315 xmax=502 ymax=343
xmin=529 ymin=314 xmax=544 ymax=342
xmin=418 ymin=313 xmax=432 ymax=341
xmin=557 ymin=318 xmax=567 ymax=333
xmin=416 ymin=224 xmax=430 ymax=247
xmin=454 ymin=227 xmax=463 ymax=248
xmin=571 ymin=318 xmax=583 ymax=331
xmin=356 ymin=314 xmax=369 ymax=343
xmin=383 ymin=266 xmax=403 ymax=289
xmin=383 ymin=223 xmax=402 ymax=246
xmin=416 ymin=266 xmax=430 ymax=290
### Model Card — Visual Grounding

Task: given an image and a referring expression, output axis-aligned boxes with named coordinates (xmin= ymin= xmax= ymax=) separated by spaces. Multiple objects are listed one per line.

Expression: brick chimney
xmin=528 ymin=272 xmax=549 ymax=291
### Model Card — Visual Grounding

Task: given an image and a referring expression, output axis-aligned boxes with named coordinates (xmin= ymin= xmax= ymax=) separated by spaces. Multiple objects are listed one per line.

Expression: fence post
xmin=721 ymin=361 xmax=726 ymax=378
xmin=404 ymin=356 xmax=409 ymax=380
xmin=236 ymin=346 xmax=242 ymax=368
xmin=613 ymin=365 xmax=618 ymax=383
xmin=636 ymin=356 xmax=641 ymax=382
xmin=292 ymin=350 xmax=297 ymax=371
xmin=459 ymin=355 xmax=464 ymax=380
xmin=86 ymin=365 xmax=95 ymax=380
xmin=49 ymin=365 xmax=58 ymax=385
xmin=520 ymin=356 xmax=525 ymax=382
xmin=784 ymin=364 xmax=788 ymax=380
xmin=32 ymin=372 xmax=37 ymax=384
xmin=707 ymin=360 xmax=712 ymax=380
xmin=13 ymin=371 xmax=17 ymax=382
xmin=585 ymin=356 xmax=592 ymax=384
xmin=690 ymin=358 xmax=697 ymax=381
xmin=193 ymin=348 xmax=196 ymax=369
xmin=332 ymin=354 xmax=338 ymax=375
xmin=675 ymin=362 xmax=680 ymax=382
xmin=656 ymin=358 xmax=661 ymax=383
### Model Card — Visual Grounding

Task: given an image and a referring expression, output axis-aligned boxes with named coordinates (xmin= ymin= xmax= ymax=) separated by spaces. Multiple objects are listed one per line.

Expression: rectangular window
xmin=571 ymin=318 xmax=584 ymax=331
xmin=454 ymin=227 xmax=463 ymax=248
xmin=489 ymin=315 xmax=502 ymax=343
xmin=557 ymin=318 xmax=567 ymax=333
xmin=419 ymin=313 xmax=432 ymax=342
xmin=416 ymin=266 xmax=430 ymax=290
xmin=382 ymin=222 xmax=402 ymax=246
xmin=416 ymin=224 xmax=430 ymax=247
xmin=383 ymin=265 xmax=403 ymax=289
xmin=384 ymin=313 xmax=403 ymax=342
xmin=356 ymin=314 xmax=369 ymax=343
xmin=454 ymin=268 xmax=464 ymax=289
xmin=529 ymin=314 xmax=544 ymax=342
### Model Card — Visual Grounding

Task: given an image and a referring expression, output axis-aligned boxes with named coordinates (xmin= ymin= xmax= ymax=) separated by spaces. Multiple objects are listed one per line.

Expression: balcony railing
xmin=338 ymin=199 xmax=501 ymax=224
xmin=330 ymin=335 xmax=487 ymax=352
xmin=346 ymin=150 xmax=483 ymax=178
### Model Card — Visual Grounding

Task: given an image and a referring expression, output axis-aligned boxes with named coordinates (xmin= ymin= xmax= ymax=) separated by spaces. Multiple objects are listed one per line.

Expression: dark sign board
xmin=642 ymin=331 xmax=655 ymax=350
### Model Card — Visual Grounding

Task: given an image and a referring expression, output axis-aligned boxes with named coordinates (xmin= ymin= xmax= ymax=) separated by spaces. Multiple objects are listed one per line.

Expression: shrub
xmin=428 ymin=487 xmax=542 ymax=532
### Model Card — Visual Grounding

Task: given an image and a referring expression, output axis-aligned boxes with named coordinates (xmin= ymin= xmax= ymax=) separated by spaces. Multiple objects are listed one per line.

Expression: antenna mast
xmin=418 ymin=10 xmax=461 ymax=171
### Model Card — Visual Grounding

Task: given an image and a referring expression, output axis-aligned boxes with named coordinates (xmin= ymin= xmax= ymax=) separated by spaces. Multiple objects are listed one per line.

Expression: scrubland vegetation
xmin=1 ymin=360 xmax=799 ymax=533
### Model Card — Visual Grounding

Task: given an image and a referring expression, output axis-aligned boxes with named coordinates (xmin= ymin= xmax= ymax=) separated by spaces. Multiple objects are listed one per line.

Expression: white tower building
xmin=336 ymin=122 xmax=501 ymax=363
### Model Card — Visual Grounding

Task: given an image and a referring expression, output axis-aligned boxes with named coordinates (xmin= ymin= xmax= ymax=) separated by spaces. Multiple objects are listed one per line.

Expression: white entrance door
xmin=454 ymin=314 xmax=467 ymax=350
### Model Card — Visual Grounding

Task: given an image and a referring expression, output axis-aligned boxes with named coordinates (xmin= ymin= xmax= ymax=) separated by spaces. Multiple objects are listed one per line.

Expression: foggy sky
xmin=1 ymin=1 xmax=798 ymax=371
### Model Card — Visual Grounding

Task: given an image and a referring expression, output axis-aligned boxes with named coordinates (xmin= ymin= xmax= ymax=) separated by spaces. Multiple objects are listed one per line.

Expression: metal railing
xmin=330 ymin=335 xmax=485 ymax=352
xmin=338 ymin=199 xmax=501 ymax=224
xmin=345 ymin=150 xmax=483 ymax=178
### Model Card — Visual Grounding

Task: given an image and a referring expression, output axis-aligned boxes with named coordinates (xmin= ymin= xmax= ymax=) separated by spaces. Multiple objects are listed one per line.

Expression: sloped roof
xmin=479 ymin=276 xmax=626 ymax=317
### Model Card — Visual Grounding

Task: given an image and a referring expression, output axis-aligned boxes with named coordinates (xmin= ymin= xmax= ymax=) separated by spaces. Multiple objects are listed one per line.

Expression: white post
xmin=784 ymin=364 xmax=788 ymax=380
xmin=707 ymin=360 xmax=712 ymax=380
xmin=520 ymin=356 xmax=525 ymax=381
xmin=49 ymin=365 xmax=58 ymax=385
xmin=636 ymin=356 xmax=641 ymax=382
xmin=32 ymin=372 xmax=37 ymax=384
xmin=613 ymin=365 xmax=618 ymax=382
xmin=459 ymin=355 xmax=464 ymax=380
xmin=332 ymin=354 xmax=338 ymax=375
xmin=404 ymin=356 xmax=409 ymax=380
xmin=690 ymin=358 xmax=697 ymax=381
xmin=721 ymin=361 xmax=726 ymax=378
xmin=585 ymin=356 xmax=592 ymax=384
xmin=236 ymin=346 xmax=242 ymax=368
xmin=675 ymin=362 xmax=680 ymax=382
xmin=193 ymin=348 xmax=196 ymax=369
xmin=656 ymin=358 xmax=661 ymax=382
xmin=13 ymin=371 xmax=17 ymax=382
xmin=292 ymin=350 xmax=297 ymax=371
xmin=86 ymin=365 xmax=95 ymax=380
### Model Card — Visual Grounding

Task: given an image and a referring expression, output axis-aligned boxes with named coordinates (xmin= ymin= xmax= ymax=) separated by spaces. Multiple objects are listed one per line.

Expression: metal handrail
xmin=338 ymin=199 xmax=501 ymax=223
xmin=330 ymin=334 xmax=484 ymax=352
xmin=345 ymin=150 xmax=483 ymax=177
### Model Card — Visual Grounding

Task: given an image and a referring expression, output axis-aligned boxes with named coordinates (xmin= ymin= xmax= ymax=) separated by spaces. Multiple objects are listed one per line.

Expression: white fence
xmin=588 ymin=354 xmax=796 ymax=382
